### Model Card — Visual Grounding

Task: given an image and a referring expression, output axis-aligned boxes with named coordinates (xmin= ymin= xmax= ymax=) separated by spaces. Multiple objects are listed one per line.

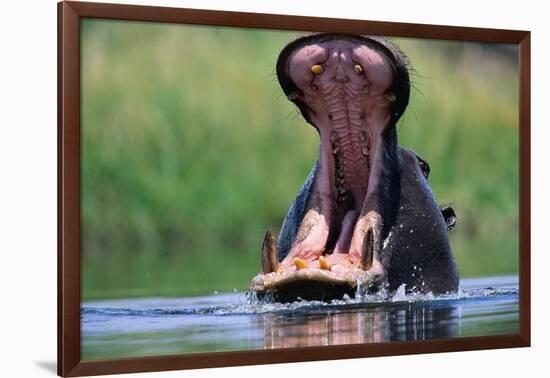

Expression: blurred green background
xmin=81 ymin=19 xmax=519 ymax=300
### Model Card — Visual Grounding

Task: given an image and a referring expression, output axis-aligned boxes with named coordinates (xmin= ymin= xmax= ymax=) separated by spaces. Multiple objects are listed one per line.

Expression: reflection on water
xmin=260 ymin=304 xmax=458 ymax=349
xmin=81 ymin=276 xmax=519 ymax=360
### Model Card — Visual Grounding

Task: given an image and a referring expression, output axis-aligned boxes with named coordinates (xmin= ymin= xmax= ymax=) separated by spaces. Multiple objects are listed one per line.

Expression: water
xmin=81 ymin=276 xmax=519 ymax=360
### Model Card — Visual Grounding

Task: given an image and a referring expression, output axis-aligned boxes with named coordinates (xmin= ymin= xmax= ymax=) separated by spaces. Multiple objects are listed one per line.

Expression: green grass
xmin=81 ymin=20 xmax=519 ymax=300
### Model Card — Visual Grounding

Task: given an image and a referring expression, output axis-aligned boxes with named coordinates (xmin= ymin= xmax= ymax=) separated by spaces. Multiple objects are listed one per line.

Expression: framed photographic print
xmin=58 ymin=1 xmax=530 ymax=376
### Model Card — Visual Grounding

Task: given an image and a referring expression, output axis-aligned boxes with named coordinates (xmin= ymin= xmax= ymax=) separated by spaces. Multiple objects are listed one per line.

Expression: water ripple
xmin=81 ymin=284 xmax=518 ymax=317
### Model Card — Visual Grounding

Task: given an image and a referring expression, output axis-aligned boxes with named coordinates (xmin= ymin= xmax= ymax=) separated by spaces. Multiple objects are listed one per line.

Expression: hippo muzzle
xmin=249 ymin=230 xmax=376 ymax=302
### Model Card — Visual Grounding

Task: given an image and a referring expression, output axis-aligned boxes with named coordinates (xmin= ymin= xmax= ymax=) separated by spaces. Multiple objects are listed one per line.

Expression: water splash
xmin=82 ymin=282 xmax=518 ymax=318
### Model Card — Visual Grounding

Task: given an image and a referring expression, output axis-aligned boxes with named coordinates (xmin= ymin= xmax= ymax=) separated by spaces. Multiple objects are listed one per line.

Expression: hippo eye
xmin=354 ymin=64 xmax=364 ymax=74
xmin=310 ymin=64 xmax=324 ymax=74
xmin=418 ymin=160 xmax=430 ymax=179
xmin=413 ymin=153 xmax=430 ymax=179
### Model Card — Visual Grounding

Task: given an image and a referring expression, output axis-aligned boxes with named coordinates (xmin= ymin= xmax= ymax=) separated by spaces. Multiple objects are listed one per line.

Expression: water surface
xmin=81 ymin=276 xmax=519 ymax=360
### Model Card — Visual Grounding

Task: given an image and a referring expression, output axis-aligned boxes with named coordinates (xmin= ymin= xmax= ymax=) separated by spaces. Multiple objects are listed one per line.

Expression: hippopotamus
xmin=250 ymin=33 xmax=459 ymax=302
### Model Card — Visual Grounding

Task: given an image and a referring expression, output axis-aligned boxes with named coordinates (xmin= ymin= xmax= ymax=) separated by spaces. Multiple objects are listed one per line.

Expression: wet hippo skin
xmin=250 ymin=34 xmax=458 ymax=302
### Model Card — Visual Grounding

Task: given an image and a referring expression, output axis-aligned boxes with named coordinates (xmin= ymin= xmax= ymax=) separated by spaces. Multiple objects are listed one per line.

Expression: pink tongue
xmin=333 ymin=210 xmax=359 ymax=253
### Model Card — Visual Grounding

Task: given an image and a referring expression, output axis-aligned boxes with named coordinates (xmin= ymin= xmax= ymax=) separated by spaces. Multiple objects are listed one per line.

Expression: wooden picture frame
xmin=58 ymin=1 xmax=530 ymax=376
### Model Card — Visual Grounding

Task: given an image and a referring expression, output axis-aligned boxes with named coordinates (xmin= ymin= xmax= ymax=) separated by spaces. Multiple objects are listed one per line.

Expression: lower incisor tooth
xmin=294 ymin=258 xmax=309 ymax=270
xmin=319 ymin=256 xmax=332 ymax=270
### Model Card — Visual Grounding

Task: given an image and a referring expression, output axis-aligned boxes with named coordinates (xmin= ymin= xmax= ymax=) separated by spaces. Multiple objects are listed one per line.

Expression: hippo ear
xmin=440 ymin=206 xmax=457 ymax=231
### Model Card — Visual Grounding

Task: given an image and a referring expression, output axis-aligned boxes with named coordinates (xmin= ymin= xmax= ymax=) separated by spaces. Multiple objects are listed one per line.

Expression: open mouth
xmin=250 ymin=35 xmax=407 ymax=302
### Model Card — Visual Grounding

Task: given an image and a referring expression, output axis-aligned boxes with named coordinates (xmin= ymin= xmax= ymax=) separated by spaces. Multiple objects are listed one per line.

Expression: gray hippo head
xmin=250 ymin=34 xmax=458 ymax=302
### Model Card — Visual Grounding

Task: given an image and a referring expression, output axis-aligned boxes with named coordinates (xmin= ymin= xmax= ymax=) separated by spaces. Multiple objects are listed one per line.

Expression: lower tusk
xmin=361 ymin=229 xmax=374 ymax=270
xmin=261 ymin=230 xmax=279 ymax=274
